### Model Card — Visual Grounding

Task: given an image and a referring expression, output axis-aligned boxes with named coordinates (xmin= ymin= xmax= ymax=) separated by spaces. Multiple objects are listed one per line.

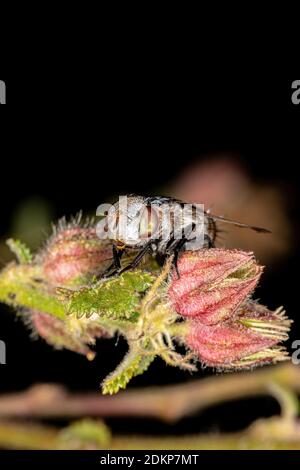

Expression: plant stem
xmin=0 ymin=363 xmax=299 ymax=422
xmin=0 ymin=417 xmax=300 ymax=450
xmin=0 ymin=264 xmax=65 ymax=319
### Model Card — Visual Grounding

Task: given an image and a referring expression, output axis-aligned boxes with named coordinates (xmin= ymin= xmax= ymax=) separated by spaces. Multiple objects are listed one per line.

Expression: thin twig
xmin=0 ymin=363 xmax=299 ymax=422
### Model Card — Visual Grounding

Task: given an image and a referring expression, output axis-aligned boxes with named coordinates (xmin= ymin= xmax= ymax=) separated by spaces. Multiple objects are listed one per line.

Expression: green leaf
xmin=6 ymin=238 xmax=33 ymax=264
xmin=60 ymin=271 xmax=155 ymax=321
xmin=102 ymin=348 xmax=156 ymax=395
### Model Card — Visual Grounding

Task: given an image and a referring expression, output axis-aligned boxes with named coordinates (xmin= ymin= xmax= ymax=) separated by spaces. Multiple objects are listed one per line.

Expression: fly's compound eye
xmin=139 ymin=206 xmax=160 ymax=239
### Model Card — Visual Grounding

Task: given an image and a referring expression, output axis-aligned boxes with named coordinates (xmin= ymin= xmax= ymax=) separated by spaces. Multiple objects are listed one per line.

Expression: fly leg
xmin=165 ymin=237 xmax=188 ymax=278
xmin=100 ymin=244 xmax=124 ymax=278
xmin=166 ymin=229 xmax=215 ymax=278
xmin=204 ymin=234 xmax=215 ymax=248
xmin=165 ymin=222 xmax=198 ymax=278
xmin=109 ymin=242 xmax=153 ymax=277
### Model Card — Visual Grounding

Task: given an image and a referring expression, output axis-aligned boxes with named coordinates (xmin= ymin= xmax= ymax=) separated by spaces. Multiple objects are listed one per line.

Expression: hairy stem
xmin=0 ymin=264 xmax=65 ymax=319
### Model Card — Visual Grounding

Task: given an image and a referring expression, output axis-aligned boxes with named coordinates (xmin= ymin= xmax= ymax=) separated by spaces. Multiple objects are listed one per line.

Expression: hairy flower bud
xmin=168 ymin=249 xmax=263 ymax=325
xmin=31 ymin=310 xmax=108 ymax=359
xmin=185 ymin=300 xmax=292 ymax=370
xmin=42 ymin=226 xmax=112 ymax=286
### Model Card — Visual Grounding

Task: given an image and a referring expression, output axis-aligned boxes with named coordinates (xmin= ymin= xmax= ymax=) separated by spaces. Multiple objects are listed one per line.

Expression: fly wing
xmin=206 ymin=213 xmax=271 ymax=233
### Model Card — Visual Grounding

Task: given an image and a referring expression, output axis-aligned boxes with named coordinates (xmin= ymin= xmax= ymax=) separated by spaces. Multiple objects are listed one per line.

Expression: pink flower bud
xmin=168 ymin=249 xmax=263 ymax=325
xmin=185 ymin=300 xmax=292 ymax=370
xmin=42 ymin=227 xmax=112 ymax=286
xmin=31 ymin=311 xmax=107 ymax=359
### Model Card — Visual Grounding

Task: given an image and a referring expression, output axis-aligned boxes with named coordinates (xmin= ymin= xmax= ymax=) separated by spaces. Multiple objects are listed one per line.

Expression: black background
xmin=0 ymin=75 xmax=299 ymax=437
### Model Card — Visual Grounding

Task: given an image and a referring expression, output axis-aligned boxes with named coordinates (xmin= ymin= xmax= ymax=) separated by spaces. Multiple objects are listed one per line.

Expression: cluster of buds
xmin=27 ymin=219 xmax=293 ymax=371
xmin=168 ymin=249 xmax=292 ymax=370
xmin=2 ymin=210 xmax=293 ymax=394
